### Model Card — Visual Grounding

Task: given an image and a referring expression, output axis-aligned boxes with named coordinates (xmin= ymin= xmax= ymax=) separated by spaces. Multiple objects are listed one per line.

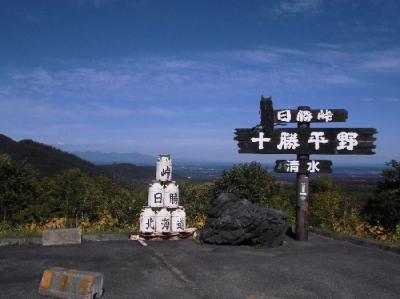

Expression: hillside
xmin=99 ymin=163 xmax=155 ymax=185
xmin=0 ymin=134 xmax=159 ymax=184
xmin=0 ymin=134 xmax=102 ymax=177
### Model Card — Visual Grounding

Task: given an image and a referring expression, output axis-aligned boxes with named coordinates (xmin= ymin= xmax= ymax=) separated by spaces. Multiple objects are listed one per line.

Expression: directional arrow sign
xmin=235 ymin=128 xmax=377 ymax=155
xmin=274 ymin=160 xmax=332 ymax=173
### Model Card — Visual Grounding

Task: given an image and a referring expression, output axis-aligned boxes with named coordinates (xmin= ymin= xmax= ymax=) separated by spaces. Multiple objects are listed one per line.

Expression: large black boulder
xmin=200 ymin=193 xmax=288 ymax=247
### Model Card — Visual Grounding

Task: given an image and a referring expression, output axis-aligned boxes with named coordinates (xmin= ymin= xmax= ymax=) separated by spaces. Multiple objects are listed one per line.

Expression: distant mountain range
xmin=73 ymin=150 xmax=156 ymax=165
xmin=0 ymin=133 xmax=384 ymax=186
xmin=72 ymin=150 xmax=224 ymax=166
xmin=0 ymin=134 xmax=158 ymax=185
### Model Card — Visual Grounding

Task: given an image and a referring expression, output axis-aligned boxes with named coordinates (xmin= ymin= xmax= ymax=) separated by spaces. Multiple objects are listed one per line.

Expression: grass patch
xmin=312 ymin=227 xmax=400 ymax=248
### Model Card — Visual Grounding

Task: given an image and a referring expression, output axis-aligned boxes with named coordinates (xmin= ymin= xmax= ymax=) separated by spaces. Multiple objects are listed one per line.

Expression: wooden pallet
xmin=130 ymin=228 xmax=197 ymax=241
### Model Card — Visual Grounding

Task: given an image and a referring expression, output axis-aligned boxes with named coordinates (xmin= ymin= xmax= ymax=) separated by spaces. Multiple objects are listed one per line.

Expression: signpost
xmin=234 ymin=96 xmax=377 ymax=241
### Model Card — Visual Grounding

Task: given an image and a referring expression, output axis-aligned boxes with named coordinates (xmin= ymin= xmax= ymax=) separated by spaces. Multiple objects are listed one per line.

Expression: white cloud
xmin=275 ymin=0 xmax=323 ymax=15
xmin=3 ymin=45 xmax=400 ymax=107
xmin=75 ymin=0 xmax=120 ymax=9
xmin=1 ymin=43 xmax=399 ymax=157
xmin=362 ymin=97 xmax=400 ymax=103
xmin=361 ymin=54 xmax=400 ymax=71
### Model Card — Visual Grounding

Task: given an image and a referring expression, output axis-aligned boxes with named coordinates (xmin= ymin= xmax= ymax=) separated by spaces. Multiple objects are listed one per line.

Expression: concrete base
xmin=42 ymin=228 xmax=82 ymax=246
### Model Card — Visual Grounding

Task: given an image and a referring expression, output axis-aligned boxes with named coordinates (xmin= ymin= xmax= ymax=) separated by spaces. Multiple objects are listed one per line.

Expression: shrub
xmin=363 ymin=160 xmax=400 ymax=231
xmin=310 ymin=175 xmax=341 ymax=193
xmin=212 ymin=162 xmax=295 ymax=223
xmin=179 ymin=181 xmax=212 ymax=228
xmin=310 ymin=190 xmax=343 ymax=230
xmin=214 ymin=162 xmax=281 ymax=205
xmin=0 ymin=154 xmax=46 ymax=224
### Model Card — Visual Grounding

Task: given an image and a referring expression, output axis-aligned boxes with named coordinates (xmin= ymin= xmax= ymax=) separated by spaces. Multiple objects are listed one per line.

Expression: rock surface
xmin=200 ymin=193 xmax=288 ymax=246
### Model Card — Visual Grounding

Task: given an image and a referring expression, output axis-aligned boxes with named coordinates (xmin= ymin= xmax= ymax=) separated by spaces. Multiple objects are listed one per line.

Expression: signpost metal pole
xmin=296 ymin=106 xmax=310 ymax=241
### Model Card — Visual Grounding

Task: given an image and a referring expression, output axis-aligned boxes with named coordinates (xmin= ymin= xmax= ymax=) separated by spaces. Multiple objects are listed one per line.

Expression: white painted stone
xmin=171 ymin=207 xmax=186 ymax=233
xmin=164 ymin=182 xmax=179 ymax=208
xmin=156 ymin=154 xmax=172 ymax=182
xmin=148 ymin=182 xmax=164 ymax=208
xmin=155 ymin=208 xmax=171 ymax=233
xmin=140 ymin=208 xmax=156 ymax=233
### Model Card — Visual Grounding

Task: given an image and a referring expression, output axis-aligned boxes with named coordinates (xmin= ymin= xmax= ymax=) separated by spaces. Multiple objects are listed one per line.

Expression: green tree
xmin=310 ymin=191 xmax=343 ymax=230
xmin=363 ymin=160 xmax=400 ymax=231
xmin=50 ymin=168 xmax=93 ymax=227
xmin=126 ymin=184 xmax=148 ymax=227
xmin=212 ymin=162 xmax=295 ymax=223
xmin=309 ymin=176 xmax=344 ymax=229
xmin=94 ymin=176 xmax=145 ymax=226
xmin=179 ymin=181 xmax=212 ymax=226
xmin=309 ymin=176 xmax=368 ymax=232
xmin=0 ymin=154 xmax=45 ymax=224
xmin=310 ymin=176 xmax=340 ymax=193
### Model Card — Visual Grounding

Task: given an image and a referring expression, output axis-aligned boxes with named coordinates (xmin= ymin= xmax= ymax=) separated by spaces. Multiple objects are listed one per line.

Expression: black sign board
xmin=234 ymin=96 xmax=377 ymax=241
xmin=274 ymin=109 xmax=348 ymax=123
xmin=274 ymin=160 xmax=332 ymax=173
xmin=235 ymin=128 xmax=376 ymax=155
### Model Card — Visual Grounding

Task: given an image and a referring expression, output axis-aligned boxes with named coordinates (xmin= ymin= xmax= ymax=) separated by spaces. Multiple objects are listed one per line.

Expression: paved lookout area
xmin=1 ymin=234 xmax=399 ymax=299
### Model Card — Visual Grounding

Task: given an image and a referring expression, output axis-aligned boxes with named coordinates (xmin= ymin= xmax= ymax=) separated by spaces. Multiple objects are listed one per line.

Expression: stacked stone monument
xmin=139 ymin=155 xmax=186 ymax=235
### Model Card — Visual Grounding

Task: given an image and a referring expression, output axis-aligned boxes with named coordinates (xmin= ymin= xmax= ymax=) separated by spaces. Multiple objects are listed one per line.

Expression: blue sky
xmin=0 ymin=0 xmax=399 ymax=164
